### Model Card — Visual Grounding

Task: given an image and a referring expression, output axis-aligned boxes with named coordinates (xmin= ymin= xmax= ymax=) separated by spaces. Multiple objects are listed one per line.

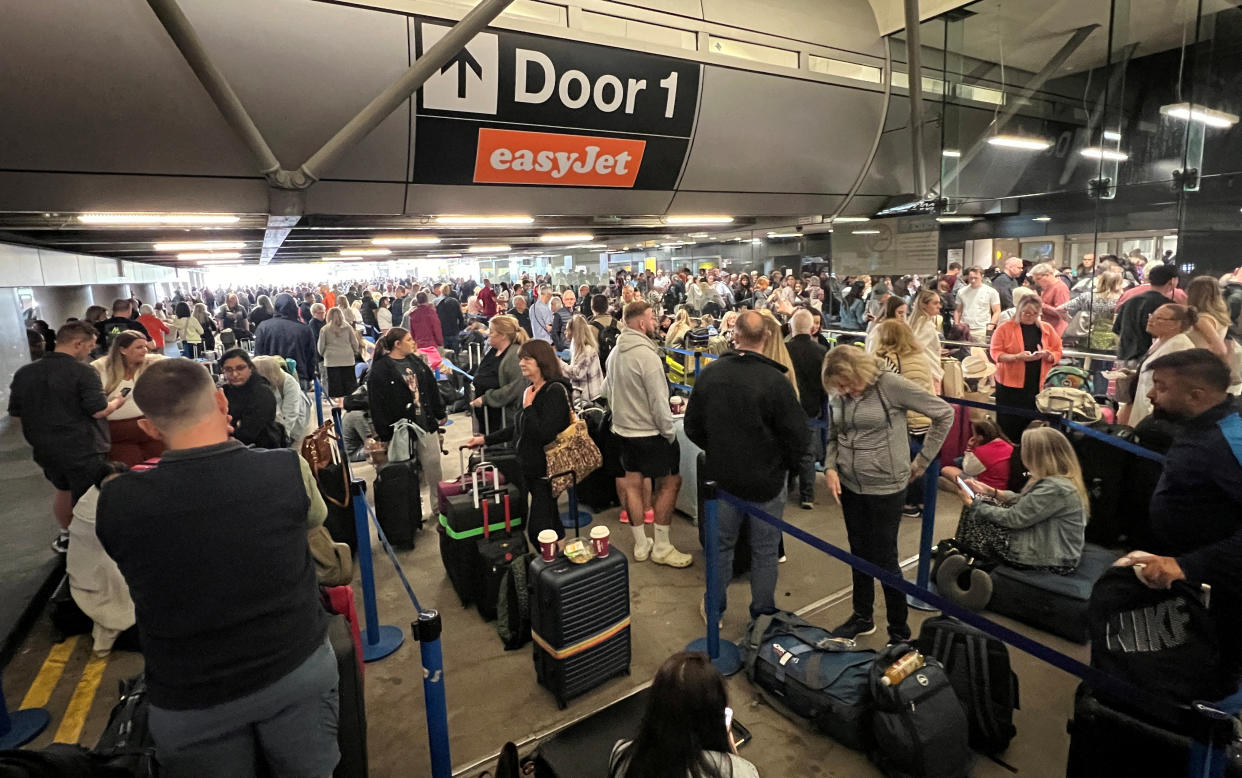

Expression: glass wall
xmin=906 ymin=0 xmax=1242 ymax=352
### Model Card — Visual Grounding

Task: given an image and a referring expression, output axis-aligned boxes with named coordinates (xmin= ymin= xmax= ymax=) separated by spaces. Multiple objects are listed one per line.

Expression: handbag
xmin=364 ymin=437 xmax=388 ymax=466
xmin=301 ymin=421 xmax=349 ymax=507
xmin=308 ymin=524 xmax=354 ymax=586
xmin=543 ymin=384 xmax=602 ymax=498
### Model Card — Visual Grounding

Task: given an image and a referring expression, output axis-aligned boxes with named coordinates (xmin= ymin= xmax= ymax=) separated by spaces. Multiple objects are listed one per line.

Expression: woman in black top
xmin=248 ymin=295 xmax=275 ymax=329
xmin=217 ymin=294 xmax=250 ymax=340
xmin=219 ymin=349 xmax=283 ymax=448
xmin=367 ymin=328 xmax=446 ymax=443
xmin=733 ymin=273 xmax=754 ymax=310
xmin=468 ymin=340 xmax=571 ymax=544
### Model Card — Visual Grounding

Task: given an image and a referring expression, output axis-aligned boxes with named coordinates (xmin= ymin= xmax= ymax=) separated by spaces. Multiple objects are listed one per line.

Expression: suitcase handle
xmin=503 ymin=493 xmax=512 ymax=533
xmin=481 ymin=499 xmax=490 ymax=540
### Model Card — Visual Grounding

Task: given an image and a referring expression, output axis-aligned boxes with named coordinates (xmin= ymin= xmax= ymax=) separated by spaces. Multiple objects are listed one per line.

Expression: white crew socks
xmin=653 ymin=524 xmax=674 ymax=554
xmin=631 ymin=524 xmax=650 ymax=547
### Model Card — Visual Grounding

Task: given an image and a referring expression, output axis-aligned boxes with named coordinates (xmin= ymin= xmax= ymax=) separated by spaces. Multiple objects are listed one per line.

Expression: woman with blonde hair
xmin=92 ymin=331 xmax=164 ymax=465
xmin=907 ymin=288 xmax=945 ymax=390
xmin=1184 ymin=277 xmax=1237 ymax=387
xmin=757 ymin=309 xmax=798 ymax=401
xmin=318 ymin=306 xmax=363 ymax=398
xmin=953 ymin=425 xmax=1088 ymax=574
xmin=821 ymin=345 xmax=954 ymax=642
xmin=563 ymin=314 xmax=605 ymax=402
xmin=252 ymin=355 xmax=311 ymax=446
xmin=469 ymin=314 xmax=531 ymax=428
xmin=1058 ymin=270 xmax=1124 ymax=350
xmin=753 ymin=275 xmax=771 ymax=310
xmin=664 ymin=308 xmax=693 ymax=349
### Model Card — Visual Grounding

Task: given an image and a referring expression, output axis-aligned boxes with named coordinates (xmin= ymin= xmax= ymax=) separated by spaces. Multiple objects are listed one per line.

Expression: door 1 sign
xmin=421 ymin=23 xmax=500 ymax=115
xmin=474 ymin=128 xmax=645 ymax=187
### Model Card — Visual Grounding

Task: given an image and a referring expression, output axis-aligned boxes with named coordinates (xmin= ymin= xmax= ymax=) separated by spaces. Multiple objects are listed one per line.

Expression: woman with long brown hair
xmin=91 ymin=331 xmax=165 ymax=465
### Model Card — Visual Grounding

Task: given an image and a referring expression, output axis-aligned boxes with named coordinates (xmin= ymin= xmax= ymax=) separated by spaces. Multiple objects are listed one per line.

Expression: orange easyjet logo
xmin=473 ymin=128 xmax=646 ymax=188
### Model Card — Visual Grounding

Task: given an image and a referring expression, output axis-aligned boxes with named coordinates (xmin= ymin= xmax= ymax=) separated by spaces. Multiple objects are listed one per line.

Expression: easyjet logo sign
xmin=473 ymin=127 xmax=646 ymax=188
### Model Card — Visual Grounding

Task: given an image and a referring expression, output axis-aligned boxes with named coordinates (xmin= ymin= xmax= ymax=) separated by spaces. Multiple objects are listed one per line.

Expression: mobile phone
xmin=730 ymin=719 xmax=752 ymax=750
xmin=120 ymin=387 xmax=132 ymax=397
xmin=956 ymin=476 xmax=975 ymax=500
xmin=724 ymin=706 xmax=733 ymax=732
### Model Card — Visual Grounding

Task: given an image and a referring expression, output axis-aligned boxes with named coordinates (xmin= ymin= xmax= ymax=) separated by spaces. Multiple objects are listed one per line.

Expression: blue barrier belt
xmin=439 ymin=357 xmax=474 ymax=382
xmin=1062 ymin=420 xmax=1168 ymax=464
xmin=366 ymin=501 xmax=425 ymax=613
xmin=941 ymin=395 xmax=1058 ymax=421
xmin=713 ymin=489 xmax=1191 ymax=717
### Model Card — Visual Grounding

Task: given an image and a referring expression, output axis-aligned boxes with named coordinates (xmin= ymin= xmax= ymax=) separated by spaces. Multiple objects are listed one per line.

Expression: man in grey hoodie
xmin=602 ymin=301 xmax=692 ymax=567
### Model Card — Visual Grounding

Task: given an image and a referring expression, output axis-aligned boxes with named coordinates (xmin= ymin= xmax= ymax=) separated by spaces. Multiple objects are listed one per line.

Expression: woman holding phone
xmin=609 ymin=652 xmax=758 ymax=778
xmin=989 ymin=295 xmax=1063 ymax=441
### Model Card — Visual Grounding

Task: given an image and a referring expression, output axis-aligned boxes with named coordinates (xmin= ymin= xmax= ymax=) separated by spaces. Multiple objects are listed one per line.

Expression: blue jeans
xmin=707 ymin=488 xmax=786 ymax=620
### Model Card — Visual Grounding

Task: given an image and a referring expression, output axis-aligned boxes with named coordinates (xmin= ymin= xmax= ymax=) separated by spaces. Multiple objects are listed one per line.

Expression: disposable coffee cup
xmin=538 ymin=529 xmax=559 ymax=562
xmin=590 ymin=525 xmax=611 ymax=557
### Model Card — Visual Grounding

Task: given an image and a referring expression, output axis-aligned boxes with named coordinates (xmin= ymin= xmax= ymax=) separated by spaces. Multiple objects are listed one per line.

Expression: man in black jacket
xmin=685 ymin=310 xmax=810 ymax=623
xmin=96 ymin=298 xmax=150 ymax=353
xmin=436 ymin=289 xmax=466 ymax=352
xmin=786 ymin=310 xmax=828 ymax=509
xmin=254 ymin=293 xmax=317 ymax=384
xmin=1113 ymin=264 xmax=1179 ymax=364
xmin=1118 ymin=348 xmax=1242 ymax=685
xmin=97 ymin=358 xmax=335 ymax=777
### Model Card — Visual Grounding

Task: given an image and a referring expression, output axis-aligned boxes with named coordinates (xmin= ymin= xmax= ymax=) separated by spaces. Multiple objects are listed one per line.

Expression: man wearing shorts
xmin=97 ymin=359 xmax=337 ymax=777
xmin=8 ymin=320 xmax=126 ymax=553
xmin=602 ymin=300 xmax=692 ymax=567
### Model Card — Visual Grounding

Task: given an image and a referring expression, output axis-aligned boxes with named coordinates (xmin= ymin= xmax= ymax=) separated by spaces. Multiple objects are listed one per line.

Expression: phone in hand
xmin=957 ymin=476 xmax=976 ymax=500
xmin=119 ymin=387 xmax=132 ymax=397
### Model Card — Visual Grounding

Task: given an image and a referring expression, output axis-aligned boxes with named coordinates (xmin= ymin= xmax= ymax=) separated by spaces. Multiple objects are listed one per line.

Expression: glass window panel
xmin=808 ymin=55 xmax=883 ymax=84
xmin=705 ymin=36 xmax=799 ymax=69
xmin=579 ymin=12 xmax=696 ymax=50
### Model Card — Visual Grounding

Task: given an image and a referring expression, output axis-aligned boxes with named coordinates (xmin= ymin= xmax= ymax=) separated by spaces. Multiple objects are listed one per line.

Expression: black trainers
xmin=886 ymin=626 xmax=913 ymax=646
xmin=902 ymin=504 xmax=923 ymax=518
xmin=51 ymin=531 xmax=69 ymax=554
xmin=832 ymin=614 xmax=876 ymax=639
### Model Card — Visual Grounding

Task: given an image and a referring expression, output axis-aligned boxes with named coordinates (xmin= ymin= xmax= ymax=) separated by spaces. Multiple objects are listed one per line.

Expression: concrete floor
xmin=2 ymin=403 xmax=1087 ymax=777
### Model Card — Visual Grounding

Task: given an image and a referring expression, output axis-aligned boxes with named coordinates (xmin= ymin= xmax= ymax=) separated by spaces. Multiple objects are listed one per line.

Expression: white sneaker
xmin=651 ymin=545 xmax=693 ymax=568
xmin=699 ymin=600 xmax=723 ymax=630
xmin=633 ymin=537 xmax=654 ymax=562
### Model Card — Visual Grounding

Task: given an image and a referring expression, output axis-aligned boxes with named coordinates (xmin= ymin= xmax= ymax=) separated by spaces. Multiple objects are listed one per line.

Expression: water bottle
xmin=878 ymin=651 xmax=925 ymax=687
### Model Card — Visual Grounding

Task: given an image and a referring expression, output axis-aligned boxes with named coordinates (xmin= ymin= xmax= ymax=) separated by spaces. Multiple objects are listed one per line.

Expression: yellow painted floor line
xmin=53 ymin=653 xmax=109 ymax=744
xmin=19 ymin=636 xmax=79 ymax=710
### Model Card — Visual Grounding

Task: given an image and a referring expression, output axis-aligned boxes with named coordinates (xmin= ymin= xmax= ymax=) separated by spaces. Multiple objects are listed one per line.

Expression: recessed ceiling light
xmin=371 ymin=236 xmax=441 ymax=246
xmin=832 ymin=216 xmax=871 ymax=223
xmin=852 ymin=229 xmax=881 ymax=235
xmin=540 ymin=233 xmax=594 ymax=243
xmin=468 ymin=245 xmax=511 ymax=253
xmin=1033 ymin=216 xmax=1052 ymax=222
xmin=1080 ymin=147 xmax=1129 ymax=162
xmin=178 ymin=251 xmax=241 ymax=260
xmin=1160 ymin=102 xmax=1239 ymax=129
xmin=155 ymin=241 xmax=245 ymax=252
xmin=941 ymin=149 xmax=962 ymax=158
xmin=80 ymin=213 xmax=240 ymax=225
xmin=339 ymin=248 xmax=392 ymax=257
xmin=435 ymin=215 xmax=533 ymax=226
xmin=935 ymin=216 xmax=976 ymax=223
xmin=987 ymin=135 xmax=1053 ymax=151
xmin=663 ymin=215 xmax=734 ymax=225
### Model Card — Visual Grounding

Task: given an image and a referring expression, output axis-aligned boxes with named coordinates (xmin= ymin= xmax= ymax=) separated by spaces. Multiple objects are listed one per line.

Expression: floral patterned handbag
xmin=543 ymin=384 xmax=602 ymax=497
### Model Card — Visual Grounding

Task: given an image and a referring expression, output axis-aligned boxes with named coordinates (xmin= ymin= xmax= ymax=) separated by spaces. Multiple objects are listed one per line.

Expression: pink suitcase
xmin=437 ymin=447 xmax=505 ymax=516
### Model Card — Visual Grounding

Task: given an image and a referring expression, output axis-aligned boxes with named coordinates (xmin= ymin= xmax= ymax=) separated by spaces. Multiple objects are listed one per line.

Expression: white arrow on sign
xmin=421 ymin=23 xmax=499 ymax=115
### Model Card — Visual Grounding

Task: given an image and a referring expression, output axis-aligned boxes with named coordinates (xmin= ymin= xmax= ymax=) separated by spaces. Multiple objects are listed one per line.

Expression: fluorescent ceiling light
xmin=196 ymin=259 xmax=244 ymax=265
xmin=1080 ymin=147 xmax=1129 ymax=162
xmin=941 ymin=149 xmax=962 ymax=158
xmin=987 ymin=135 xmax=1052 ymax=151
xmin=339 ymin=248 xmax=391 ymax=257
xmin=178 ymin=251 xmax=241 ymax=260
xmin=1160 ymin=102 xmax=1239 ymax=129
xmin=1033 ymin=216 xmax=1052 ymax=222
xmin=155 ymin=241 xmax=245 ymax=252
xmin=79 ymin=213 xmax=240 ymax=225
xmin=468 ymin=245 xmax=511 ymax=253
xmin=751 ymin=239 xmax=764 ymax=244
xmin=1102 ymin=130 xmax=1122 ymax=141
xmin=435 ymin=215 xmax=533 ymax=226
xmin=767 ymin=232 xmax=800 ymax=238
xmin=852 ymin=229 xmax=881 ymax=235
xmin=425 ymin=254 xmax=463 ymax=259
xmin=832 ymin=216 xmax=871 ymax=223
xmin=664 ymin=215 xmax=734 ymax=225
xmin=935 ymin=216 xmax=976 ymax=223
xmin=540 ymin=233 xmax=594 ymax=243
xmin=569 ymin=243 xmax=608 ymax=249
xmin=687 ymin=232 xmax=710 ymax=238
xmin=371 ymin=236 xmax=441 ymax=246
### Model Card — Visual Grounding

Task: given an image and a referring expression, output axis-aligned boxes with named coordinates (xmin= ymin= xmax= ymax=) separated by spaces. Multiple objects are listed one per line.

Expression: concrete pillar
xmin=0 ymin=288 xmax=32 ymax=409
xmin=35 ymin=285 xmax=95 ymax=327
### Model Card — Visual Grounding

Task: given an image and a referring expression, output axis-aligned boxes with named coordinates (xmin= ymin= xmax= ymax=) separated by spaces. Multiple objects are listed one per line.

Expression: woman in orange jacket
xmin=990 ymin=295 xmax=1062 ymax=440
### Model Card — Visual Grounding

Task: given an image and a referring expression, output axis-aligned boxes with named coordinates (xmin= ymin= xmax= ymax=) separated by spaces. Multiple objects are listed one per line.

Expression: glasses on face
xmin=222 ymin=365 xmax=249 ymax=374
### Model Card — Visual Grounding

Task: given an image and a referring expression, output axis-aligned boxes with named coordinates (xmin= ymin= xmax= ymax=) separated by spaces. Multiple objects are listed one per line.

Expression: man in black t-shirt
xmin=95 ymin=298 xmax=150 ymax=353
xmin=8 ymin=321 xmax=126 ymax=552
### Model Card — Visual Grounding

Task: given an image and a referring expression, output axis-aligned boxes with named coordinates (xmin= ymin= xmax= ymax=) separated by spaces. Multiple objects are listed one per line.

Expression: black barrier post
xmin=685 ymin=481 xmax=742 ymax=675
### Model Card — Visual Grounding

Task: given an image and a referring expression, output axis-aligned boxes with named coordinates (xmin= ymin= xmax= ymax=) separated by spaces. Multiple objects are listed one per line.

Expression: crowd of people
xmin=7 ymin=254 xmax=1242 ymax=776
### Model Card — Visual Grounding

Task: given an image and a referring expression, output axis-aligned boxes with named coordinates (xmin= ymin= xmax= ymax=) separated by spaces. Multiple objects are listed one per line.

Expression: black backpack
xmin=662 ymin=286 xmax=682 ymax=313
xmin=869 ymin=643 xmax=971 ymax=778
xmin=591 ymin=320 xmax=621 ymax=374
xmin=918 ymin=615 xmax=1019 ymax=754
xmin=496 ymin=552 xmax=533 ymax=650
xmin=94 ymin=674 xmax=156 ymax=778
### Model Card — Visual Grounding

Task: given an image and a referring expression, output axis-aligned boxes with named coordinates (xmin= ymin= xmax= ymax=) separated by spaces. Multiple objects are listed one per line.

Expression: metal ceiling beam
xmin=902 ymin=0 xmax=929 ymax=199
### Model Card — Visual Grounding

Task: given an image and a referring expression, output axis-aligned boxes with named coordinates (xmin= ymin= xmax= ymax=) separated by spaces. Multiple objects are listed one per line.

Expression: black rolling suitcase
xmin=530 ymin=550 xmax=631 ymax=709
xmin=373 ymin=459 xmax=420 ymax=550
xmin=1066 ymin=423 xmax=1137 ymax=546
xmin=319 ymin=463 xmax=359 ymax=552
xmin=439 ymin=475 xmax=526 ymax=606
xmin=328 ymin=614 xmax=369 ymax=778
xmin=475 ymin=495 xmax=528 ymax=622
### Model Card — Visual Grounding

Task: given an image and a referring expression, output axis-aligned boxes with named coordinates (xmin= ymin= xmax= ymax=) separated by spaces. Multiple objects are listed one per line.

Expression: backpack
xmin=869 ymin=643 xmax=971 ymax=778
xmin=662 ymin=286 xmax=682 ymax=314
xmin=496 ymin=551 xmax=533 ymax=650
xmin=917 ymin=615 xmax=1019 ymax=755
xmin=1035 ymin=386 xmax=1102 ymax=423
xmin=741 ymin=611 xmax=876 ymax=751
xmin=1043 ymin=365 xmax=1092 ymax=390
xmin=94 ymin=674 xmax=157 ymax=778
xmin=592 ymin=320 xmax=620 ymax=375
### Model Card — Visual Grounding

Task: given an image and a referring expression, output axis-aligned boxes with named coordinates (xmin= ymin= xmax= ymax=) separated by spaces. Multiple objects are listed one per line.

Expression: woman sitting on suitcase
xmin=609 ymin=651 xmax=759 ymax=778
xmin=953 ymin=425 xmax=1088 ymax=575
xmin=467 ymin=339 xmax=571 ymax=545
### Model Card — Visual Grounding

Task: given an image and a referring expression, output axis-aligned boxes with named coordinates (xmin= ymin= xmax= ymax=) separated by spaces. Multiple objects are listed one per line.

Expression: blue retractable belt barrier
xmin=0 ymin=676 xmax=49 ymax=749
xmin=1061 ymin=419 xmax=1168 ymax=464
xmin=313 ymin=377 xmax=325 ymax=428
xmin=438 ymin=357 xmax=474 ymax=382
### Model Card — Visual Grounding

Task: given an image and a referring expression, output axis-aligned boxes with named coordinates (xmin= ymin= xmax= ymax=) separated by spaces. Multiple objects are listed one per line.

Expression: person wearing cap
xmin=864 ymin=282 xmax=891 ymax=332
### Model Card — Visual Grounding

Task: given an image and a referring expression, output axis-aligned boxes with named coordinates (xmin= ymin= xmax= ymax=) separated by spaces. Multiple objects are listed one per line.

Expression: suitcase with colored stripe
xmin=439 ymin=479 xmax=525 ymax=606
xmin=529 ymin=549 xmax=631 ymax=709
xmin=438 ymin=448 xmax=504 ymax=516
